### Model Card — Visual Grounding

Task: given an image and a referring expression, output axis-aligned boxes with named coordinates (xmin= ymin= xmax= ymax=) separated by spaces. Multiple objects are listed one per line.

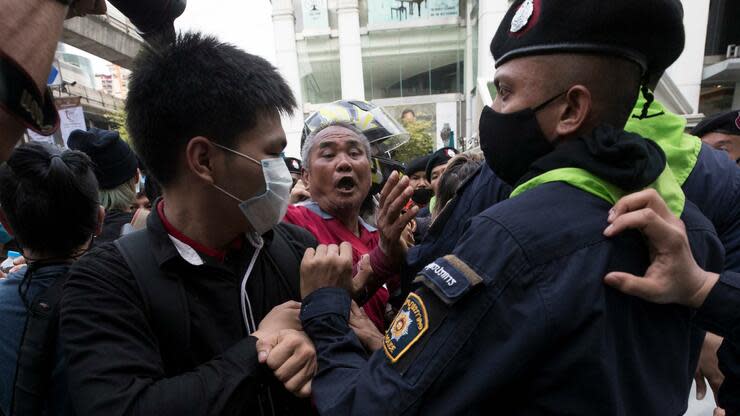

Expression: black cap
xmin=692 ymin=110 xmax=740 ymax=138
xmin=405 ymin=154 xmax=431 ymax=176
xmin=67 ymin=128 xmax=138 ymax=190
xmin=490 ymin=0 xmax=685 ymax=78
xmin=425 ymin=147 xmax=459 ymax=181
xmin=283 ymin=157 xmax=302 ymax=174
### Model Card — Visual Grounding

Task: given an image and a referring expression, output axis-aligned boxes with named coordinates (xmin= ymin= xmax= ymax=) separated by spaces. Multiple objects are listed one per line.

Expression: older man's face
xmin=304 ymin=126 xmax=372 ymax=216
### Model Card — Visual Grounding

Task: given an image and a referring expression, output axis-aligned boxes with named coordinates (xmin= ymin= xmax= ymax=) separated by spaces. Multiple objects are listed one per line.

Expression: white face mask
xmin=211 ymin=143 xmax=292 ymax=235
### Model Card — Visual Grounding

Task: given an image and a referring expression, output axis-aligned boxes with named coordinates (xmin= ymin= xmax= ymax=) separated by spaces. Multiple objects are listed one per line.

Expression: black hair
xmin=0 ymin=143 xmax=99 ymax=256
xmin=126 ymin=31 xmax=297 ymax=186
xmin=401 ymin=109 xmax=415 ymax=117
xmin=0 ymin=143 xmax=100 ymax=309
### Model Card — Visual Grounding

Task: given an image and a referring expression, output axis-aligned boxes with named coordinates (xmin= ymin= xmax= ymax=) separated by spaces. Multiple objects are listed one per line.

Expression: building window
xmin=297 ymin=36 xmax=341 ymax=105
xmin=362 ymin=25 xmax=464 ymax=100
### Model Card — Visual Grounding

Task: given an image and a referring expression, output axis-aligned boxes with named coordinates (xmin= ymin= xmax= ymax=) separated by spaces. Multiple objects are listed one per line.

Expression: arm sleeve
xmin=695 ymin=271 xmax=740 ymax=345
xmin=300 ymin=217 xmax=549 ymax=415
xmin=60 ymin=246 xmax=265 ymax=416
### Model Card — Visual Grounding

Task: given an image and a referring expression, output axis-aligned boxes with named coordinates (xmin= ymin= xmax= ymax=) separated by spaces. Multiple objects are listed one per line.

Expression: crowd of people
xmin=1 ymin=0 xmax=740 ymax=415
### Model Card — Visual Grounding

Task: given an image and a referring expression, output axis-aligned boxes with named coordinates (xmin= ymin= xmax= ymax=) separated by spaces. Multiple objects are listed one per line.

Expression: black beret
xmin=490 ymin=0 xmax=685 ymax=78
xmin=405 ymin=154 xmax=431 ymax=176
xmin=67 ymin=128 xmax=138 ymax=190
xmin=691 ymin=110 xmax=740 ymax=138
xmin=426 ymin=147 xmax=459 ymax=181
xmin=283 ymin=157 xmax=302 ymax=174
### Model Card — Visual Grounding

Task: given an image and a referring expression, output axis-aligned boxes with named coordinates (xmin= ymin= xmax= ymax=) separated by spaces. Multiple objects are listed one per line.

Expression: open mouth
xmin=336 ymin=176 xmax=356 ymax=192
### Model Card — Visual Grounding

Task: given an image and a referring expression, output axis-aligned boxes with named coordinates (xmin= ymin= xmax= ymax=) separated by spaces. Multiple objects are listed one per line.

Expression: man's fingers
xmin=278 ymin=300 xmax=301 ymax=310
xmin=714 ymin=408 xmax=726 ymax=416
xmin=339 ymin=242 xmax=353 ymax=263
xmin=379 ymin=171 xmax=400 ymax=208
xmin=608 ymin=189 xmax=672 ymax=223
xmin=280 ymin=357 xmax=316 ymax=393
xmin=604 ymin=208 xmax=676 ymax=244
xmin=382 ymin=176 xmax=410 ymax=214
xmin=297 ymin=380 xmax=312 ymax=398
xmin=695 ymin=372 xmax=708 ymax=400
xmin=349 ymin=300 xmax=363 ymax=317
xmin=315 ymin=244 xmax=328 ymax=257
xmin=397 ymin=205 xmax=420 ymax=228
xmin=603 ymin=272 xmax=662 ymax=302
xmin=255 ymin=333 xmax=278 ymax=363
xmin=326 ymin=244 xmax=339 ymax=257
xmin=302 ymin=247 xmax=316 ymax=262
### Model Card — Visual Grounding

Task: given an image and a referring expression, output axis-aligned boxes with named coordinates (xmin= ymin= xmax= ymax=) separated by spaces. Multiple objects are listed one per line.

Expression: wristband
xmin=0 ymin=51 xmax=60 ymax=135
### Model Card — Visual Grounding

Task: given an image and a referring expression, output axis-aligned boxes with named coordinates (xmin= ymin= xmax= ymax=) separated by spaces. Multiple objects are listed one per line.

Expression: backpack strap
xmin=115 ymin=230 xmax=191 ymax=374
xmin=10 ymin=269 xmax=68 ymax=416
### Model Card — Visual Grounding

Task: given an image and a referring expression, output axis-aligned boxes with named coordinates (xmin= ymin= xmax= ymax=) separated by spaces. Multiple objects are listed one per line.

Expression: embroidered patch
xmin=384 ymin=293 xmax=429 ymax=363
xmin=417 ymin=255 xmax=482 ymax=305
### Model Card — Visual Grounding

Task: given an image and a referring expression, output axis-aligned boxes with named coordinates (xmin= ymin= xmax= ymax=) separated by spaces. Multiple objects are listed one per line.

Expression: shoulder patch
xmin=415 ymin=255 xmax=483 ymax=305
xmin=384 ymin=293 xmax=429 ymax=363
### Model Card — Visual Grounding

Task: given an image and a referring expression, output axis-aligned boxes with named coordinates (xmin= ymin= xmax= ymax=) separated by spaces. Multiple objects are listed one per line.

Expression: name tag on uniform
xmin=416 ymin=255 xmax=483 ymax=305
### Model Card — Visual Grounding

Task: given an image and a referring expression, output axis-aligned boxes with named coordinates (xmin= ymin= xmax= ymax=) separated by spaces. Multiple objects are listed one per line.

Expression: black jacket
xmin=96 ymin=209 xmax=134 ymax=245
xmin=60 ymin=205 xmax=318 ymax=415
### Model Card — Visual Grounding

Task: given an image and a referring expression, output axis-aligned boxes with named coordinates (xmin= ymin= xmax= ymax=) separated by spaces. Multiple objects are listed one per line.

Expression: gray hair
xmin=301 ymin=121 xmax=372 ymax=171
xmin=99 ymin=177 xmax=137 ymax=212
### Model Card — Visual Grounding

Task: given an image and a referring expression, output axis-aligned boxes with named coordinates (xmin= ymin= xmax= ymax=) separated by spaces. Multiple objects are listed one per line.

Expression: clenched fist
xmin=301 ymin=242 xmax=354 ymax=298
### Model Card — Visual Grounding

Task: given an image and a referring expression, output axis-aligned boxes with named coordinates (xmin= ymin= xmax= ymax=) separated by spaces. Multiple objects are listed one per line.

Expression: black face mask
xmin=411 ymin=188 xmax=434 ymax=205
xmin=479 ymin=92 xmax=565 ymax=186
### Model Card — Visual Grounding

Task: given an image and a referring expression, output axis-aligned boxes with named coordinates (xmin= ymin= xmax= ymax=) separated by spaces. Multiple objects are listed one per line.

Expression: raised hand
xmin=602 ymin=189 xmax=719 ymax=308
xmin=376 ymin=171 xmax=418 ymax=265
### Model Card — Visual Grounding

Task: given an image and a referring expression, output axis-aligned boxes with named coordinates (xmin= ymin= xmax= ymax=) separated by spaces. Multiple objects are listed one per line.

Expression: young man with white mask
xmin=60 ymin=32 xmax=319 ymax=415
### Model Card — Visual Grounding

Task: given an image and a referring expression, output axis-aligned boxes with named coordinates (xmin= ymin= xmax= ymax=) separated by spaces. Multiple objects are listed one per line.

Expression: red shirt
xmin=284 ymin=202 xmax=391 ymax=331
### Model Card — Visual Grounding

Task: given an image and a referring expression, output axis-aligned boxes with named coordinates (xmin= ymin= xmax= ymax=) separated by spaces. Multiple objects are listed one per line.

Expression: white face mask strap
xmin=211 ymin=142 xmax=261 ymax=166
xmin=240 ymin=245 xmax=262 ymax=334
xmin=212 ymin=183 xmax=244 ymax=203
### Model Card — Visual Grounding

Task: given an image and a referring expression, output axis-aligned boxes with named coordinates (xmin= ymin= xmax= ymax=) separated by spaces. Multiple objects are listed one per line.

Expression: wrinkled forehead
xmin=311 ymin=125 xmax=367 ymax=151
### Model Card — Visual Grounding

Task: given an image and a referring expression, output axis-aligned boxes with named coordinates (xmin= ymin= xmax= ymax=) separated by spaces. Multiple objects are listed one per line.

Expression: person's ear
xmin=185 ymin=136 xmax=220 ymax=184
xmin=94 ymin=206 xmax=105 ymax=237
xmin=554 ymin=85 xmax=592 ymax=138
xmin=302 ymin=166 xmax=311 ymax=189
xmin=0 ymin=209 xmax=14 ymax=237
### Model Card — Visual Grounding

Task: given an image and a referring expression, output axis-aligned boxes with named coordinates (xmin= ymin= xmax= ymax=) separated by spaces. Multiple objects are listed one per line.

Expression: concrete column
xmin=272 ymin=0 xmax=305 ymax=157
xmin=733 ymin=82 xmax=740 ymax=109
xmin=464 ymin=0 xmax=474 ymax=143
xmin=337 ymin=0 xmax=365 ymax=100
xmin=665 ymin=0 xmax=711 ymax=114
xmin=476 ymin=0 xmax=509 ymax=84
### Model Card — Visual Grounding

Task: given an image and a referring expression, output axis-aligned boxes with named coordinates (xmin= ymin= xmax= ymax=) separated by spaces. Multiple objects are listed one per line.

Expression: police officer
xmin=293 ymin=0 xmax=725 ymax=414
xmin=691 ymin=110 xmax=740 ymax=164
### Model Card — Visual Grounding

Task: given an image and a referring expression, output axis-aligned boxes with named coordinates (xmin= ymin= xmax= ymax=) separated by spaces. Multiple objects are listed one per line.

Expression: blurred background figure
xmin=68 ymin=128 xmax=146 ymax=244
xmin=692 ymin=110 xmax=740 ymax=164
xmin=432 ymin=150 xmax=484 ymax=220
xmin=284 ymin=156 xmax=303 ymax=189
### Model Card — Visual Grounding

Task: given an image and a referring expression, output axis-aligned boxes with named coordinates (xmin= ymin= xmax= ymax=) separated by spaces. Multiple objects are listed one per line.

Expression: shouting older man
xmin=284 ymin=121 xmax=415 ymax=332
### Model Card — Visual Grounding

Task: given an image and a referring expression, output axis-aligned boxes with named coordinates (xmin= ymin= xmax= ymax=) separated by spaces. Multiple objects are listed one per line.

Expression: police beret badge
xmin=510 ymin=0 xmax=534 ymax=33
